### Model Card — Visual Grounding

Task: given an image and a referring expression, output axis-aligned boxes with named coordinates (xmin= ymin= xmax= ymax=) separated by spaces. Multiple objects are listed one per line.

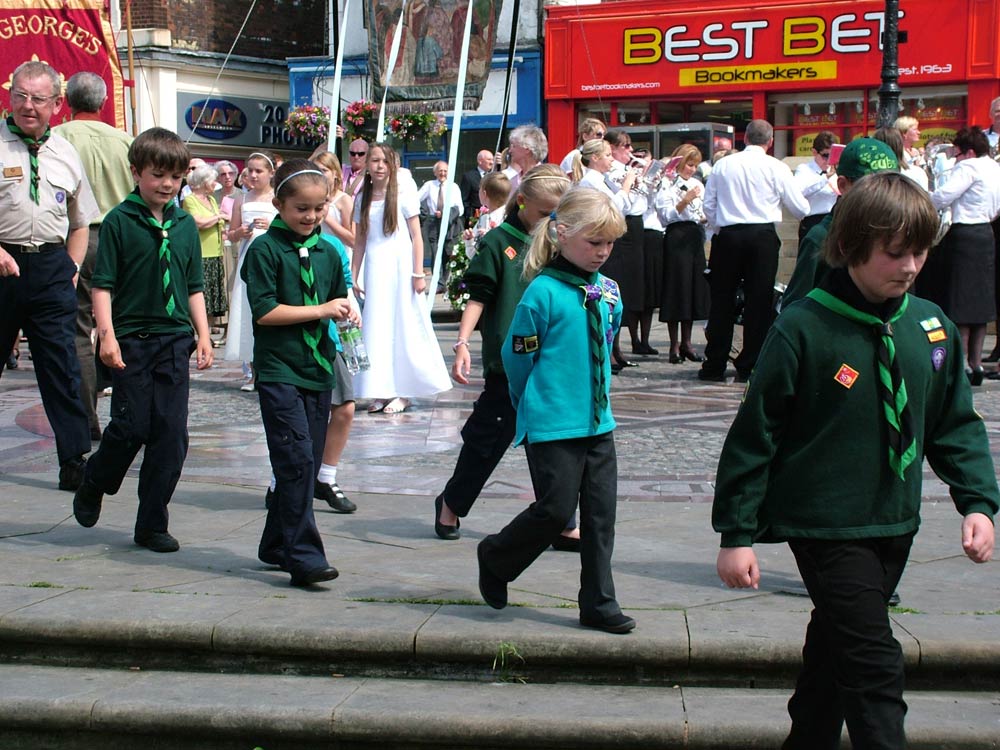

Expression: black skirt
xmin=918 ymin=222 xmax=995 ymax=325
xmin=601 ymin=214 xmax=645 ymax=313
xmin=641 ymin=229 xmax=664 ymax=311
xmin=659 ymin=221 xmax=710 ymax=321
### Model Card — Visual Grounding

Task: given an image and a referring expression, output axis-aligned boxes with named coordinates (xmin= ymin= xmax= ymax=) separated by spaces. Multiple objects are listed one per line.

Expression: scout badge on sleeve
xmin=511 ymin=335 xmax=539 ymax=354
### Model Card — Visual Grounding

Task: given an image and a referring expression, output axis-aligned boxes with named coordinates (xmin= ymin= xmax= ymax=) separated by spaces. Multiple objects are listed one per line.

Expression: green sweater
xmin=242 ymin=224 xmax=348 ymax=391
xmin=94 ymin=190 xmax=203 ymax=337
xmin=781 ymin=212 xmax=833 ymax=308
xmin=713 ymin=270 xmax=999 ymax=547
xmin=464 ymin=215 xmax=530 ymax=377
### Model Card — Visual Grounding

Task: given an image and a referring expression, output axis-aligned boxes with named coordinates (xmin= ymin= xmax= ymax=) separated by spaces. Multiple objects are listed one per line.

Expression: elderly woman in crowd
xmin=182 ymin=164 xmax=228 ymax=344
xmin=503 ymin=125 xmax=547 ymax=191
xmin=213 ymin=160 xmax=240 ymax=295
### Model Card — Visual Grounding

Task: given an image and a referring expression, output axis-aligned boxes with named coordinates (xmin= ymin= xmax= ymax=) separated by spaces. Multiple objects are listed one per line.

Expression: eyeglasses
xmin=10 ymin=91 xmax=58 ymax=106
xmin=819 ymin=152 xmax=831 ymax=158
xmin=349 ymin=151 xmax=368 ymax=157
xmin=217 ymin=171 xmax=235 ymax=177
xmin=593 ymin=131 xmax=605 ymax=138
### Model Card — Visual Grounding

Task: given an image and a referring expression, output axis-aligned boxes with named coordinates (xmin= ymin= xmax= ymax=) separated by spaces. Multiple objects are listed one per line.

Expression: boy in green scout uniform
xmin=73 ymin=127 xmax=213 ymax=553
xmin=713 ymin=172 xmax=997 ymax=748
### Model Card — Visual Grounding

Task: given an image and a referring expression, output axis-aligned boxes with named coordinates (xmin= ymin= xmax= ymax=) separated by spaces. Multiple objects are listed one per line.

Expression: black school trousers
xmin=257 ymin=382 xmax=331 ymax=576
xmin=479 ymin=432 xmax=619 ymax=620
xmin=783 ymin=534 xmax=913 ymax=750
xmin=0 ymin=245 xmax=91 ymax=464
xmin=703 ymin=223 xmax=780 ymax=377
xmin=85 ymin=333 xmax=192 ymax=534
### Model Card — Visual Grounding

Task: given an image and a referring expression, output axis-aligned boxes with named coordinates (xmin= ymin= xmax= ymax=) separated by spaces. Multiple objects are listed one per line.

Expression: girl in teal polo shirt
xmin=476 ymin=188 xmax=637 ymax=635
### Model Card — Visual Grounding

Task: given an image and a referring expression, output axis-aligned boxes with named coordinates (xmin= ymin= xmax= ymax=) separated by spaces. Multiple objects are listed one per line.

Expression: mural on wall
xmin=366 ymin=0 xmax=498 ymax=111
xmin=0 ymin=0 xmax=124 ymax=128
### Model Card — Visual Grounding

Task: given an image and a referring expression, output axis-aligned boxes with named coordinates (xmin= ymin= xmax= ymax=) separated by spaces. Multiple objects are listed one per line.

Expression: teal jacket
xmin=713 ymin=269 xmax=999 ymax=547
xmin=502 ymin=260 xmax=622 ymax=446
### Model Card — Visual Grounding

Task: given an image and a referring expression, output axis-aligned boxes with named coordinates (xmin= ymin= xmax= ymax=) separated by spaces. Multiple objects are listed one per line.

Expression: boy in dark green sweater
xmin=712 ymin=172 xmax=997 ymax=749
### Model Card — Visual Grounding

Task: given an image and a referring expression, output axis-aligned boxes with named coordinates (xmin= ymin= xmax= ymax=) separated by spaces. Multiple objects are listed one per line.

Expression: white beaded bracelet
xmin=411 ymin=272 xmax=425 ymax=278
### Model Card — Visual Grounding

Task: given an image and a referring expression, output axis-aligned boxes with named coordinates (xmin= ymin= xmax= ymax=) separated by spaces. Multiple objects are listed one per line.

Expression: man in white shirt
xmin=793 ymin=131 xmax=838 ymax=242
xmin=700 ymin=119 xmax=810 ymax=382
xmin=418 ymin=160 xmax=464 ymax=274
xmin=984 ymin=97 xmax=1000 ymax=152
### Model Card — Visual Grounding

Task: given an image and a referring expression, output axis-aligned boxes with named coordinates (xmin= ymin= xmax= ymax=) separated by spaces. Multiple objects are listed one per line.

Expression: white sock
xmin=269 ymin=475 xmax=276 ymax=491
xmin=317 ymin=464 xmax=337 ymax=485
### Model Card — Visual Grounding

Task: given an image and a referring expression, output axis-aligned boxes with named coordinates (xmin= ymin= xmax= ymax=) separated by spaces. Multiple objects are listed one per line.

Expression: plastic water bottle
xmin=336 ymin=320 xmax=370 ymax=374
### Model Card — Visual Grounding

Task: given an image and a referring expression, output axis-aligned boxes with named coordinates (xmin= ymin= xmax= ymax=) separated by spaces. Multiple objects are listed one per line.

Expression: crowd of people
xmin=0 ymin=57 xmax=998 ymax=749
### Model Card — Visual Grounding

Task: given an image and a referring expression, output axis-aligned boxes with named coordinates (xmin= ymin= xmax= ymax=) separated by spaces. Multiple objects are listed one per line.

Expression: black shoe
xmin=888 ymin=590 xmax=901 ymax=607
xmin=6 ymin=352 xmax=18 ymax=369
xmin=580 ymin=612 xmax=636 ymax=634
xmin=477 ymin=540 xmax=507 ymax=609
xmin=134 ymin=530 xmax=180 ymax=553
xmin=984 ymin=349 xmax=1000 ymax=363
xmin=551 ymin=534 xmax=581 ymax=552
xmin=265 ymin=487 xmax=275 ymax=509
xmin=73 ymin=480 xmax=104 ymax=528
xmin=680 ymin=348 xmax=704 ymax=363
xmin=668 ymin=352 xmax=683 ymax=364
xmin=734 ymin=371 xmax=751 ymax=384
xmin=290 ymin=565 xmax=339 ymax=587
xmin=697 ymin=368 xmax=726 ymax=382
xmin=434 ymin=494 xmax=460 ymax=540
xmin=969 ymin=368 xmax=985 ymax=387
xmin=58 ymin=456 xmax=86 ymax=491
xmin=315 ymin=481 xmax=357 ymax=513
xmin=610 ymin=363 xmax=623 ymax=375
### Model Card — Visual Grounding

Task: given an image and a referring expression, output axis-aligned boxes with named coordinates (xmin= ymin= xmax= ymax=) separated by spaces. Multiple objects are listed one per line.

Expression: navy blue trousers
xmin=257 ymin=382 xmax=331 ymax=577
xmin=85 ymin=333 xmax=192 ymax=534
xmin=0 ymin=247 xmax=90 ymax=464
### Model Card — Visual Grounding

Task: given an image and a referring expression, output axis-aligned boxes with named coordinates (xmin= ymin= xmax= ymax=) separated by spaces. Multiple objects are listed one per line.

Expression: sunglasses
xmin=349 ymin=151 xmax=368 ymax=157
xmin=819 ymin=151 xmax=831 ymax=158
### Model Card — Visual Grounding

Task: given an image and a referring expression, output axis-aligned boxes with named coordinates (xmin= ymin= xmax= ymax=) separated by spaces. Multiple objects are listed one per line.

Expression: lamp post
xmin=876 ymin=0 xmax=901 ymax=129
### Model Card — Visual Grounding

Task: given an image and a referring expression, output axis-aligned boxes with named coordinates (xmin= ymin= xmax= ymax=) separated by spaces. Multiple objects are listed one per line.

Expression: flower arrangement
xmin=344 ymin=99 xmax=379 ymax=141
xmin=285 ymin=105 xmax=331 ymax=142
xmin=445 ymin=239 xmax=472 ymax=311
xmin=387 ymin=111 xmax=447 ymax=148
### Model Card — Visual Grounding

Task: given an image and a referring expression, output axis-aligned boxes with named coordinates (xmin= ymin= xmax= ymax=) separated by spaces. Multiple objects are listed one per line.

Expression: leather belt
xmin=1 ymin=241 xmax=63 ymax=254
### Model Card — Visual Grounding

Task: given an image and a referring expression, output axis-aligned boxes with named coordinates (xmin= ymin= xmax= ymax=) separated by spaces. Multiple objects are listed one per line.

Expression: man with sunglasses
xmin=0 ymin=60 xmax=101 ymax=491
xmin=342 ymin=138 xmax=369 ymax=198
xmin=54 ymin=71 xmax=134 ymax=443
xmin=793 ymin=131 xmax=839 ymax=243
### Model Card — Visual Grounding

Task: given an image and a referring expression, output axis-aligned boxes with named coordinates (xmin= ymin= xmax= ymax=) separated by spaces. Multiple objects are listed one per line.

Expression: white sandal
xmin=383 ymin=397 xmax=411 ymax=414
xmin=367 ymin=399 xmax=387 ymax=413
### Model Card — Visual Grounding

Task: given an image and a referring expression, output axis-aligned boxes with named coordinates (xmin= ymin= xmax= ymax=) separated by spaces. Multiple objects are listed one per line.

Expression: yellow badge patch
xmin=834 ymin=364 xmax=860 ymax=389
xmin=511 ymin=334 xmax=539 ymax=354
xmin=504 ymin=246 xmax=517 ymax=260
xmin=2 ymin=166 xmax=23 ymax=179
xmin=927 ymin=329 xmax=947 ymax=342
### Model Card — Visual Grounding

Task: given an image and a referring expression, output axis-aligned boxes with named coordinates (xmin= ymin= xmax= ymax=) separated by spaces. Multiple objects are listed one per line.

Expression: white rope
xmin=427 ymin=0 xmax=475 ymax=309
xmin=329 ymin=0 xmax=352 ymax=128
xmin=376 ymin=0 xmax=410 ymax=143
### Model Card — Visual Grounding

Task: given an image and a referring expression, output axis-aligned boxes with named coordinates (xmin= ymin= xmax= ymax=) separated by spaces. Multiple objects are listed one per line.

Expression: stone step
xmin=3 ymin=591 xmax=999 ymax=690
xmin=0 ymin=664 xmax=997 ymax=750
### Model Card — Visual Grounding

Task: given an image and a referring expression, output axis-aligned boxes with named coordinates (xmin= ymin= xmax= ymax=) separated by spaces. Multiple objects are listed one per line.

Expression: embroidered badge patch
xmin=511 ymin=335 xmax=538 ymax=354
xmin=55 ymin=190 xmax=66 ymax=204
xmin=834 ymin=364 xmax=860 ymax=389
xmin=600 ymin=277 xmax=621 ymax=306
xmin=927 ymin=328 xmax=947 ymax=342
xmin=919 ymin=317 xmax=942 ymax=331
xmin=2 ymin=166 xmax=23 ymax=179
xmin=931 ymin=347 xmax=946 ymax=371
xmin=504 ymin=246 xmax=517 ymax=260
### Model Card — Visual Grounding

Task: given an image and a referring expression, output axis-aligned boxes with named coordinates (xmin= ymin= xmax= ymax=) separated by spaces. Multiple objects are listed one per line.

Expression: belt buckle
xmin=21 ymin=242 xmax=42 ymax=253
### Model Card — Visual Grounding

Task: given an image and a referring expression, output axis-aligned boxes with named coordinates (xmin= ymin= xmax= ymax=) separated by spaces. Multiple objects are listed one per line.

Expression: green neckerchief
xmin=807 ymin=287 xmax=916 ymax=480
xmin=541 ymin=266 xmax=608 ymax=428
xmin=271 ymin=218 xmax=332 ymax=375
xmin=7 ymin=116 xmax=51 ymax=204
xmin=125 ymin=192 xmax=177 ymax=317
xmin=498 ymin=221 xmax=529 ymax=245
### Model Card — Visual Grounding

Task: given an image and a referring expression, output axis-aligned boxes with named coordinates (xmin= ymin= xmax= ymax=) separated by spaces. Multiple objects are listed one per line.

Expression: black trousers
xmin=704 ymin=223 xmax=780 ymax=377
xmin=257 ymin=382 xmax=331 ymax=576
xmin=75 ymin=228 xmax=101 ymax=434
xmin=0 ymin=246 xmax=91 ymax=464
xmin=440 ymin=373 xmax=516 ymax=517
xmin=479 ymin=432 xmax=619 ymax=620
xmin=85 ymin=333 xmax=193 ymax=534
xmin=783 ymin=534 xmax=913 ymax=750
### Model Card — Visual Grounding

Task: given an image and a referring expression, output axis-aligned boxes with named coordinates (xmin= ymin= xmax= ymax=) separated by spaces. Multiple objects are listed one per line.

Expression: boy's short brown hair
xmin=480 ymin=172 xmax=511 ymax=207
xmin=128 ymin=127 xmax=191 ymax=174
xmin=823 ymin=172 xmax=939 ymax=268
